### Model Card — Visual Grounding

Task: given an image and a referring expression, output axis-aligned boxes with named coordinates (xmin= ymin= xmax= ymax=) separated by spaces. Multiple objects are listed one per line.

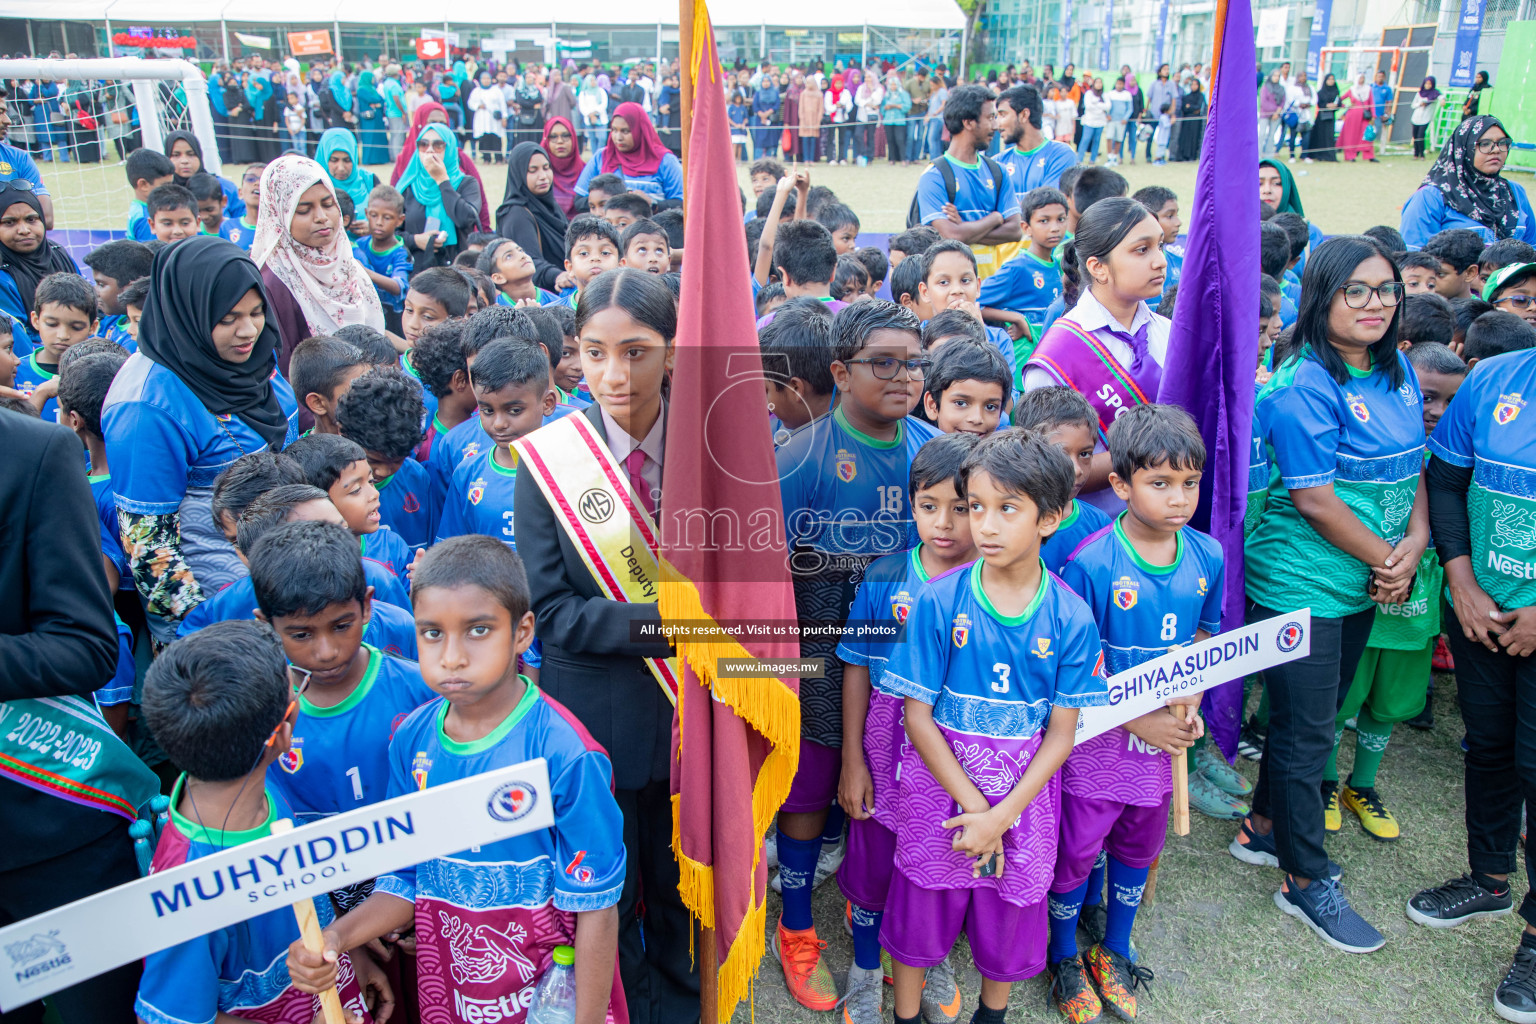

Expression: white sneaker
xmin=765 ymin=828 xmax=778 ymax=872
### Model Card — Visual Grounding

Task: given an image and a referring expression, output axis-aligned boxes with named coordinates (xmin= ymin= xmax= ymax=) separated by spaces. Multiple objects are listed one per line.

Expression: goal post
xmin=0 ymin=57 xmax=222 ymax=176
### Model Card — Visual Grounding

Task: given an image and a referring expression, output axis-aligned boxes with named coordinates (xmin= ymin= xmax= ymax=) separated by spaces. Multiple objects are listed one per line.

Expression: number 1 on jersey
xmin=346 ymin=765 xmax=363 ymax=802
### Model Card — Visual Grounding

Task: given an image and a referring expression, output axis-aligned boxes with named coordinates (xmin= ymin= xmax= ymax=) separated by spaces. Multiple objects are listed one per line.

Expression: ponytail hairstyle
xmin=1059 ymin=238 xmax=1084 ymax=308
xmin=1290 ymin=234 xmax=1405 ymax=390
xmin=1071 ymin=196 xmax=1161 ymax=300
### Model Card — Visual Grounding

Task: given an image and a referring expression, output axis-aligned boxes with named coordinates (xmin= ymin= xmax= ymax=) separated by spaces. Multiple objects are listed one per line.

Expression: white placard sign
xmin=1256 ymin=7 xmax=1290 ymax=48
xmin=0 ymin=759 xmax=553 ymax=1011
xmin=1075 ymin=610 xmax=1311 ymax=745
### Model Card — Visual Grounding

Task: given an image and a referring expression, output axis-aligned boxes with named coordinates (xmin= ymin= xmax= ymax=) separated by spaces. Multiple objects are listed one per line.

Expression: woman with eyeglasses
xmin=1407 ymin=249 xmax=1536 ymax=1024
xmin=1402 ymin=115 xmax=1536 ymax=248
xmin=1233 ymin=235 xmax=1427 ymax=955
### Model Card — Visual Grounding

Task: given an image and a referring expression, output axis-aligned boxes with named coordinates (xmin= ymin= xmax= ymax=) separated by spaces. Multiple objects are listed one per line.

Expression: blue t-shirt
xmin=428 ymin=405 xmax=578 ymax=508
xmin=220 ymin=216 xmax=257 ymax=252
xmin=880 ymin=560 xmax=1109 ymax=728
xmin=176 ymin=573 xmax=415 ymax=652
xmin=836 ymin=545 xmax=936 ymax=688
xmin=103 ymin=353 xmax=299 ymax=516
xmin=135 ymin=783 xmax=369 ymax=1024
xmin=978 ymin=249 xmax=1063 ymax=330
xmin=1401 ymin=183 xmax=1536 ymax=249
xmin=996 ymin=140 xmax=1078 ymax=196
xmin=127 ymin=199 xmax=153 ymax=242
xmin=1041 ymin=497 xmax=1113 ymax=575
xmin=573 ymin=152 xmax=685 ymax=203
xmin=1427 ymin=347 xmax=1536 ymax=611
xmin=1060 ymin=518 xmax=1225 ymax=676
xmin=96 ymin=314 xmax=137 ymax=353
xmin=99 ymin=614 xmax=135 ymax=707
xmin=401 ymin=351 xmax=438 ymax=423
xmin=776 ymin=406 xmax=943 ymax=555
xmin=374 ymin=684 xmax=626 ymax=1016
xmin=353 ymin=237 xmax=412 ymax=313
xmin=916 ymin=153 xmax=1020 ymax=231
xmin=14 ymin=351 xmax=58 ymax=422
xmin=268 ymin=644 xmax=435 ymax=824
xmin=436 ymin=446 xmax=520 ymax=547
xmin=375 ymin=457 xmax=437 ymax=549
xmin=0 ymin=142 xmax=47 ymax=194
xmin=360 ymin=524 xmax=413 ymax=579
xmin=88 ymin=473 xmax=132 ymax=590
xmin=1247 ymin=347 xmax=1426 ymax=617
xmin=1162 ymin=243 xmax=1185 ymax=297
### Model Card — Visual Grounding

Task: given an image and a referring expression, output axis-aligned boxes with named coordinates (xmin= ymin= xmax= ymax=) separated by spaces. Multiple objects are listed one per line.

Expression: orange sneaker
xmin=1049 ymin=956 xmax=1104 ymax=1024
xmin=1084 ymin=943 xmax=1153 ymax=1021
xmin=774 ymin=918 xmax=838 ymax=1011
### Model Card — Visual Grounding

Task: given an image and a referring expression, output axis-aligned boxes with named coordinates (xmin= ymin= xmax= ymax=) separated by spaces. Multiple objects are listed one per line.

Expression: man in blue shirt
xmin=995 ymin=84 xmax=1078 ymax=197
xmin=1371 ymin=70 xmax=1395 ymax=121
xmin=916 ymin=85 xmax=1022 ymax=282
xmin=0 ymin=90 xmax=52 ymax=229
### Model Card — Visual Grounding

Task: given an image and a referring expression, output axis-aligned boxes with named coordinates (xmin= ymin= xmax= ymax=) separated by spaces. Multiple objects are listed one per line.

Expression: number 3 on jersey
xmin=991 ymin=662 xmax=1011 ymax=694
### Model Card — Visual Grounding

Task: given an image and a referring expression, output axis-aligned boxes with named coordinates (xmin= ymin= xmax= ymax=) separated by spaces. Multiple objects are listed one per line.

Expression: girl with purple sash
xmin=878 ymin=432 xmax=1110 ymax=1024
xmin=1022 ymin=198 xmax=1172 ymax=514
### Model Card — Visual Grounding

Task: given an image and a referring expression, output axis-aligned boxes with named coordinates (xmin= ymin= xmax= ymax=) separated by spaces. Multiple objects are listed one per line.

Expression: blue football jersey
xmin=220 ymin=216 xmax=256 ymax=252
xmin=366 ymin=599 xmax=419 ymax=660
xmin=89 ymin=473 xmax=132 ymax=590
xmin=436 ymin=446 xmax=520 ymax=547
xmin=777 ymin=407 xmax=943 ymax=556
xmin=267 ymin=644 xmax=435 ymax=823
xmin=360 ymin=524 xmax=413 ymax=579
xmin=880 ymin=561 xmax=1109 ymax=726
xmin=836 ymin=545 xmax=938 ymax=689
xmin=996 ymin=140 xmax=1078 ymax=197
xmin=375 ymin=457 xmax=437 ymax=549
xmin=14 ymin=351 xmax=57 ymax=423
xmin=1059 ymin=518 xmax=1225 ymax=675
xmin=979 ymin=250 xmax=1064 ymax=330
xmin=402 ymin=353 xmax=439 ymax=423
xmin=1041 ymin=498 xmax=1113 ymax=576
xmin=177 ymin=566 xmax=411 ymax=640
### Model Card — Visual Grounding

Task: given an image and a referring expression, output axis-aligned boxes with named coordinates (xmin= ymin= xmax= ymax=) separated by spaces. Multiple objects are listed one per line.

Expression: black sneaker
xmin=1079 ymin=902 xmax=1108 ymax=948
xmin=1407 ymin=874 xmax=1513 ymax=928
xmin=1405 ymin=703 xmax=1434 ymax=730
xmin=1497 ymin=942 xmax=1536 ymax=1024
xmin=1229 ymin=816 xmax=1279 ymax=867
xmin=1238 ymin=718 xmax=1266 ymax=761
xmin=1275 ymin=875 xmax=1386 ymax=954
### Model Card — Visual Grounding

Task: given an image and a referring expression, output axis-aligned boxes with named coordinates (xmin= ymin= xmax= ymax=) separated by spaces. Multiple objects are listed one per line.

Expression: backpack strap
xmin=935 ymin=156 xmax=958 ymax=204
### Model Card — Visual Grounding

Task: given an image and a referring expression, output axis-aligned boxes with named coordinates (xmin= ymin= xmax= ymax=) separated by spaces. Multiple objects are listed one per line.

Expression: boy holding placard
xmin=1048 ymin=404 xmax=1223 ymax=1024
xmin=136 ymin=620 xmax=382 ymax=1024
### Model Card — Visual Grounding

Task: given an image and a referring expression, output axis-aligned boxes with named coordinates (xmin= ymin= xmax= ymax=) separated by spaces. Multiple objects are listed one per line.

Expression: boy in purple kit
xmin=1048 ymin=404 xmax=1223 ymax=1024
xmin=879 ymin=429 xmax=1110 ymax=1024
xmin=835 ymin=432 xmax=979 ymax=1024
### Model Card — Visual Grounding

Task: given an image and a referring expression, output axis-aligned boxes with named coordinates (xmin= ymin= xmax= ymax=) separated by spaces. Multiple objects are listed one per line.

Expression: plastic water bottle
xmin=526 ymin=945 xmax=577 ymax=1024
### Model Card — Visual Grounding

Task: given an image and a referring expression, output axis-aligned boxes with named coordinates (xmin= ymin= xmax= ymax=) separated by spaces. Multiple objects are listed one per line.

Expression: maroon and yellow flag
xmin=663 ymin=0 xmax=800 ymax=1019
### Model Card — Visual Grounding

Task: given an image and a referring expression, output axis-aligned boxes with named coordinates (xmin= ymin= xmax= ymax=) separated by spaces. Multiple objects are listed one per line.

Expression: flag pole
xmin=270 ymin=820 xmax=346 ymax=1024
xmin=677 ymin=4 xmax=715 ymax=1015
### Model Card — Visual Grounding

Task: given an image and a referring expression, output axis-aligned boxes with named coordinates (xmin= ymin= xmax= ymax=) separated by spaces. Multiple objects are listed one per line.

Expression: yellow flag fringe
xmin=662 ymin=562 xmax=801 ymax=1022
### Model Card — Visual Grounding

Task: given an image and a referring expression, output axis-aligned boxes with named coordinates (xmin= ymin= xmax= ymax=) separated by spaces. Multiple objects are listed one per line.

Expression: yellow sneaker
xmin=1342 ymin=783 xmax=1400 ymax=841
xmin=1322 ymin=779 xmax=1341 ymax=833
xmin=774 ymin=918 xmax=839 ymax=1011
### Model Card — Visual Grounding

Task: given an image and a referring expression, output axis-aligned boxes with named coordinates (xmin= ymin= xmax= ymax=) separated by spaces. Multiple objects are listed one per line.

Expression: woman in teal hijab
xmin=244 ymin=70 xmax=279 ymax=161
xmin=315 ymin=128 xmax=378 ymax=236
xmin=321 ymin=70 xmax=354 ymax=130
xmin=355 ymin=71 xmax=389 ymax=165
xmin=397 ymin=122 xmax=481 ymax=272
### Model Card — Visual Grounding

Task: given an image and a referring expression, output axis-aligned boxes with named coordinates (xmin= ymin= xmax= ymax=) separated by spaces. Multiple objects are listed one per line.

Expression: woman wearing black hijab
xmin=101 ymin=236 xmax=298 ymax=643
xmin=163 ymin=129 xmax=243 ymax=219
xmin=0 ymin=184 xmax=80 ymax=354
xmin=1306 ymin=73 xmax=1340 ymax=161
xmin=495 ymin=141 xmax=573 ymax=293
xmin=1172 ymin=78 xmax=1207 ymax=162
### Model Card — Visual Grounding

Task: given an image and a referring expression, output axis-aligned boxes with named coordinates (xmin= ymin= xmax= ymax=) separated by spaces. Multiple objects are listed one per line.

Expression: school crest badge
xmin=1496 ymin=393 xmax=1526 ymax=425
xmin=228 ymin=227 xmax=242 ymax=244
xmin=0 ymin=162 xmax=13 ymax=175
xmin=951 ymin=613 xmax=971 ymax=648
xmin=892 ymin=590 xmax=914 ymax=623
xmin=1112 ymin=576 xmax=1140 ymax=611
xmin=278 ymin=738 xmax=303 ymax=774
xmin=836 ymin=449 xmax=857 ymax=483
xmin=1033 ymin=271 xmax=1046 ymax=290
xmin=1196 ymin=576 xmax=1209 ymax=597
xmin=411 ymin=751 xmax=432 ymax=791
xmin=565 ymin=850 xmax=595 ymax=884
xmin=1346 ymin=392 xmax=1370 ymax=423
xmin=402 ymin=492 xmax=421 ymax=514
xmin=468 ymin=478 xmax=487 ymax=505
xmin=1032 ymin=637 xmax=1053 ymax=658
xmin=463 ymin=441 xmax=482 ymax=461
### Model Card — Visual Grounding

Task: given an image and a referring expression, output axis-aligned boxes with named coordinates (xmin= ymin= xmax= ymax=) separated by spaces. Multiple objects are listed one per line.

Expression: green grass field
xmin=40 ymin=147 xmax=1528 ymax=1023
xmin=40 ymin=145 xmax=1481 ymax=237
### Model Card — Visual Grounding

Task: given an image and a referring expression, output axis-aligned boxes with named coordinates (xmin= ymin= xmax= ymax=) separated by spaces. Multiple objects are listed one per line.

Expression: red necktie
xmin=625 ymin=448 xmax=655 ymax=515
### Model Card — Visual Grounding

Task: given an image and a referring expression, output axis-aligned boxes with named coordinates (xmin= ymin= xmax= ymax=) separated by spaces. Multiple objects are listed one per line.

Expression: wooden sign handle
xmin=270 ymin=819 xmax=346 ymax=1024
xmin=1172 ymin=705 xmax=1191 ymax=836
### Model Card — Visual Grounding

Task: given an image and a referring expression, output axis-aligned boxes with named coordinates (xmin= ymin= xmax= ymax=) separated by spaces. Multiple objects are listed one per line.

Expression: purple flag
xmin=1156 ymin=0 xmax=1259 ymax=760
